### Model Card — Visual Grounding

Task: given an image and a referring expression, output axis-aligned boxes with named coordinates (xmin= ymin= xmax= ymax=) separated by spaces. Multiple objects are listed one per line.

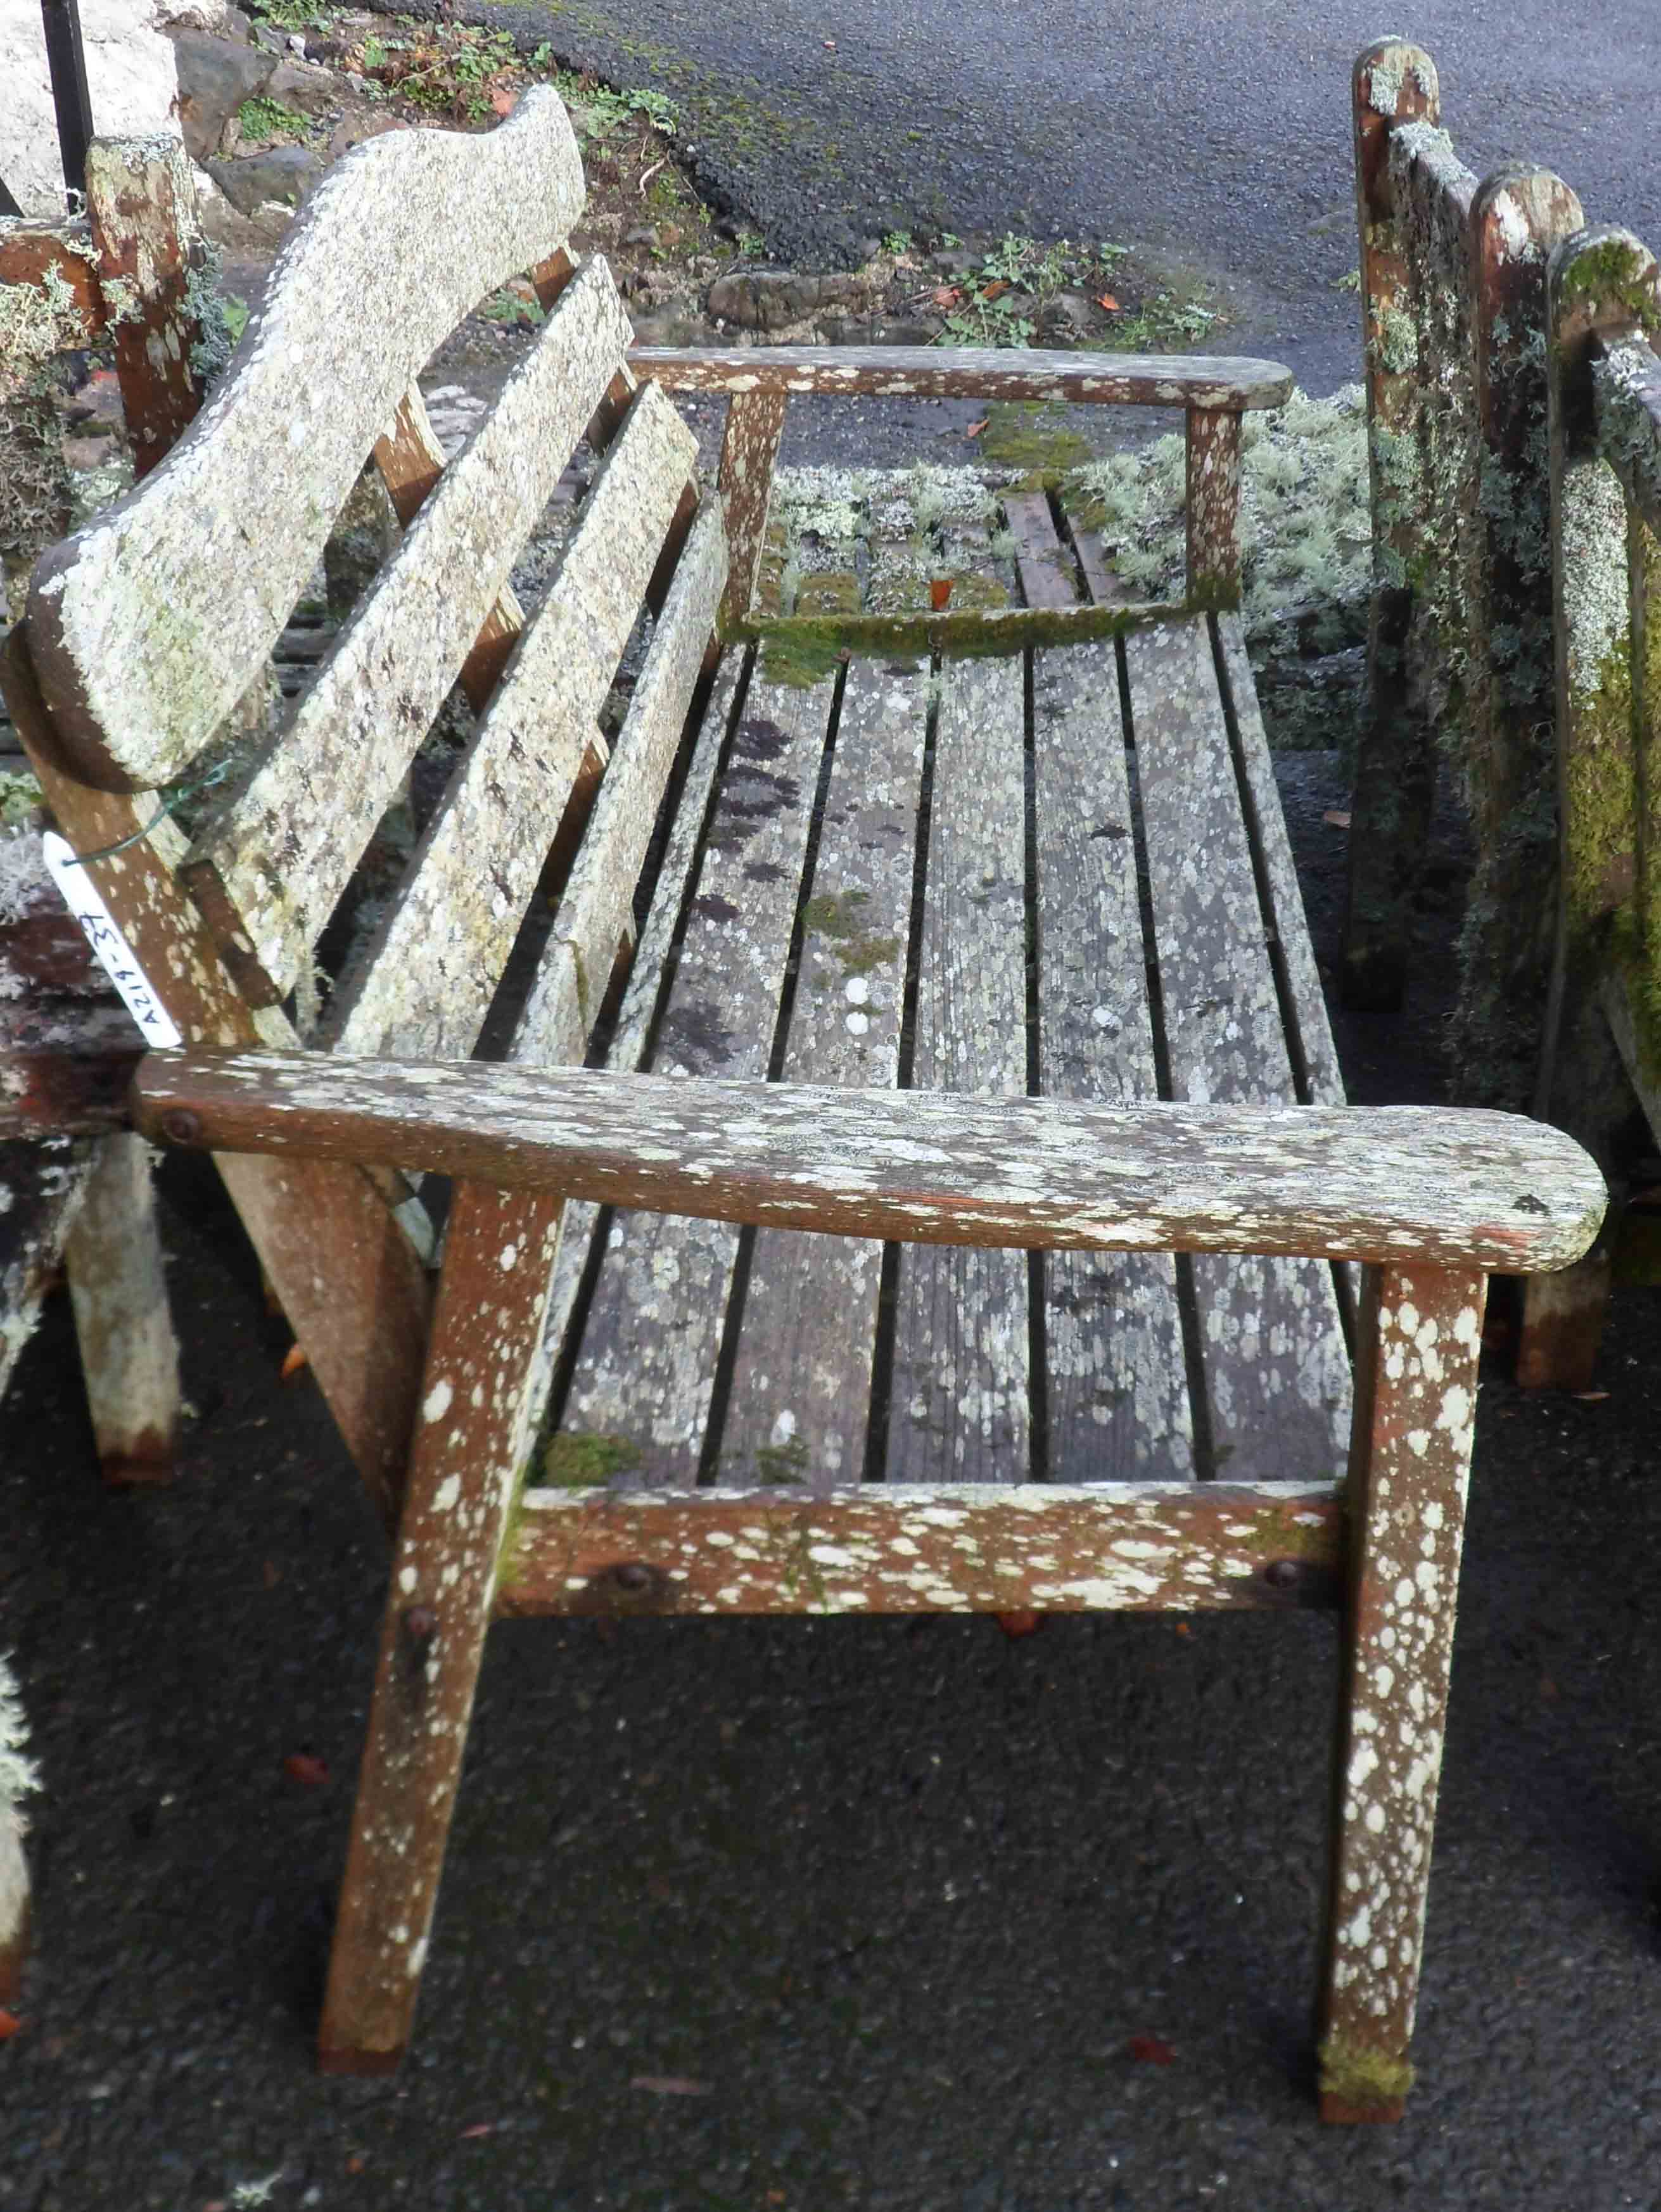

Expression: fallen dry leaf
xmin=981 ymin=279 xmax=1009 ymax=301
xmin=1098 ymin=293 xmax=1120 ymax=312
xmin=284 ymin=1753 xmax=330 ymax=1788
xmin=929 ymin=578 xmax=954 ymax=611
xmin=1322 ymin=809 xmax=1351 ymax=829
xmin=490 ymin=87 xmax=516 ymax=117
xmin=279 ymin=1342 xmax=309 ymax=1383
xmin=932 ymin=284 xmax=962 ymax=308
xmin=0 ymin=2008 xmax=23 ymax=2040
xmin=965 ymin=417 xmax=989 ymax=437
xmin=995 ymin=1609 xmax=1042 ymax=1638
xmin=631 ymin=2075 xmax=713 ymax=2096
xmin=1128 ymin=2033 xmax=1176 ymax=2065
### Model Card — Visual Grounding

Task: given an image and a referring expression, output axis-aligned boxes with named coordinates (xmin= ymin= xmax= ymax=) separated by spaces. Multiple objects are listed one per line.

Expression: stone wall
xmin=0 ymin=0 xmax=227 ymax=219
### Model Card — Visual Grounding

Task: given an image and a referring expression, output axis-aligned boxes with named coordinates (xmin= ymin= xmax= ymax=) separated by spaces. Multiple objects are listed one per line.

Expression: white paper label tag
xmin=42 ymin=830 xmax=184 ymax=1049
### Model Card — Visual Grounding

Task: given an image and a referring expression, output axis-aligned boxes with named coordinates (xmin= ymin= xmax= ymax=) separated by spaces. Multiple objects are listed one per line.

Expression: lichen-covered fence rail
xmin=1536 ymin=227 xmax=1661 ymax=1304
xmin=1344 ymin=38 xmax=1583 ymax=1095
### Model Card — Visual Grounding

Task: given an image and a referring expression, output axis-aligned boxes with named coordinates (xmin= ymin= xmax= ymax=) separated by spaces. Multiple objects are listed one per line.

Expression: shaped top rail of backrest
xmin=21 ymin=91 xmax=585 ymax=795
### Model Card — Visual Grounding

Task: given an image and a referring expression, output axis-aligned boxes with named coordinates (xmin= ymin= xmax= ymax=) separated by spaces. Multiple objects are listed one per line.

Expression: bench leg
xmin=1515 ymin=1249 xmax=1610 ymax=1390
xmin=1319 ymin=1260 xmax=1485 ymax=2121
xmin=317 ymin=1181 xmax=564 ymax=2075
xmin=63 ymin=1133 xmax=181 ymax=1484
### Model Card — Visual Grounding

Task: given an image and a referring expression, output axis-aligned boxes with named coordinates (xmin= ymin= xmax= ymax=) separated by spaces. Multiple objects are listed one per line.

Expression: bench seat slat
xmin=886 ymin=654 xmax=1031 ymax=1482
xmin=1213 ymin=614 xmax=1346 ymax=1109
xmin=514 ymin=499 xmax=725 ymax=1071
xmin=1126 ymin=621 xmax=1351 ymax=1482
xmin=720 ymin=658 xmax=929 ymax=1488
xmin=25 ymin=91 xmax=586 ymax=794
xmin=527 ymin=648 xmax=749 ymax=1467
xmin=132 ymin=1053 xmax=1607 ymax=1276
xmin=1032 ymin=641 xmax=1194 ymax=1480
xmin=186 ymin=261 xmax=635 ymax=1003
xmin=325 ymin=378 xmax=697 ymax=1061
xmin=557 ymin=667 xmax=839 ymax=1484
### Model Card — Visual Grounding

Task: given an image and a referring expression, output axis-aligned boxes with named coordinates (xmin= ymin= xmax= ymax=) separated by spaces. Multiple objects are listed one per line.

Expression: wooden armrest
xmin=132 ymin=1050 xmax=1604 ymax=1274
xmin=627 ymin=345 xmax=1293 ymax=412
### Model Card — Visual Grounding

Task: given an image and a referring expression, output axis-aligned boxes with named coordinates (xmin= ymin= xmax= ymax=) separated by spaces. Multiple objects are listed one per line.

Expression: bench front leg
xmin=1320 ymin=1259 xmax=1486 ymax=2121
xmin=317 ymin=1179 xmax=566 ymax=2075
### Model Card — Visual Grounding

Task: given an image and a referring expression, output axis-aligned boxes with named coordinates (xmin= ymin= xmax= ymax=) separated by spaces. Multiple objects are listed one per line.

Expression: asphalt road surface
xmin=406 ymin=0 xmax=1661 ymax=391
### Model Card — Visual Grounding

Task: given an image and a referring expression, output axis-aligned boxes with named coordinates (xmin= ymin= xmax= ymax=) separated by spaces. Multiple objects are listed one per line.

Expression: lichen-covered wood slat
xmin=325 ymin=375 xmax=699 ymax=1062
xmin=187 ymin=260 xmax=637 ymax=1007
xmin=22 ymin=91 xmax=587 ymax=794
xmin=1031 ymin=642 xmax=1192 ymax=1481
xmin=888 ymin=652 xmax=1030 ymax=1482
xmin=1128 ymin=620 xmax=1351 ymax=1484
xmin=719 ymin=659 xmax=927 ymax=1489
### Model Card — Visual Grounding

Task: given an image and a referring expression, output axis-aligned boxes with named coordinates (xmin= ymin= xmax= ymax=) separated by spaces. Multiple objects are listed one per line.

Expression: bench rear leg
xmin=317 ymin=1180 xmax=564 ymax=2074
xmin=1319 ymin=1260 xmax=1485 ymax=2121
xmin=63 ymin=1133 xmax=181 ymax=1484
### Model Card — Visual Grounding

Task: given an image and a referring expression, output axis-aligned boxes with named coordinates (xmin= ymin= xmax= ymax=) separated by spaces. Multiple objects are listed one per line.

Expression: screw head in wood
xmin=1264 ymin=1558 xmax=1301 ymax=1591
xmin=402 ymin=1605 xmax=438 ymax=1641
xmin=160 ymin=1107 xmax=202 ymax=1145
xmin=609 ymin=1562 xmax=653 ymax=1593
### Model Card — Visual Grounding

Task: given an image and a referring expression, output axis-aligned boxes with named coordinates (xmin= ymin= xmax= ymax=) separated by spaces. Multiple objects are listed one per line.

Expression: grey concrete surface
xmin=386 ymin=0 xmax=1661 ymax=393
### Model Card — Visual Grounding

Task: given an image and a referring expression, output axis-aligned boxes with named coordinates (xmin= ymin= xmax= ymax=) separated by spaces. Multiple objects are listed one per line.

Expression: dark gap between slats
xmin=1021 ymin=644 xmax=1050 ymax=1484
xmin=863 ymin=647 xmax=943 ymax=1485
xmin=1118 ymin=635 xmax=1217 ymax=1482
xmin=696 ymin=658 xmax=850 ymax=1485
xmin=544 ymin=644 xmax=756 ymax=1447
xmin=1207 ymin=614 xmax=1356 ymax=1355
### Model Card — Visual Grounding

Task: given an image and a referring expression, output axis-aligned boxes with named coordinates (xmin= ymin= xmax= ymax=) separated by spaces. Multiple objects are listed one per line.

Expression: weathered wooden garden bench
xmin=1 ymin=89 xmax=1604 ymax=2119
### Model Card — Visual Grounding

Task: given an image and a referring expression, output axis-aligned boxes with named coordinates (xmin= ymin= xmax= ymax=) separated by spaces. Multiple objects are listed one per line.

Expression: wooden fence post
xmin=1451 ymin=167 xmax=1584 ymax=1104
xmin=1342 ymin=40 xmax=1441 ymax=1009
xmin=84 ymin=137 xmax=217 ymax=478
xmin=1538 ymin=227 xmax=1661 ymax=1118
xmin=1521 ymin=226 xmax=1660 ymax=1387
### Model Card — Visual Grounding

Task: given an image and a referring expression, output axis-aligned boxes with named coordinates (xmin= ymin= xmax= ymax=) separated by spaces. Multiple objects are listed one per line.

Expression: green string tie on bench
xmin=72 ymin=753 xmax=246 ymax=865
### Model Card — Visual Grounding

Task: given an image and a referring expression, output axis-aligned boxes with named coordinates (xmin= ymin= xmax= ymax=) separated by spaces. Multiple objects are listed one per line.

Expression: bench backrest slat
xmin=325 ymin=381 xmax=702 ymax=1063
xmin=516 ymin=501 xmax=728 ymax=1068
xmin=23 ymin=91 xmax=585 ymax=794
xmin=184 ymin=261 xmax=636 ymax=1005
xmin=375 ymin=382 xmax=529 ymax=712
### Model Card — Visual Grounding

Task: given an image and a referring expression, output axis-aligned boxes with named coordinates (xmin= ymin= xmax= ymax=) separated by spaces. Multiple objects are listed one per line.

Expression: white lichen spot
xmin=423 ymin=1378 xmax=454 ymax=1423
xmin=433 ymin=1473 xmax=461 ymax=1513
